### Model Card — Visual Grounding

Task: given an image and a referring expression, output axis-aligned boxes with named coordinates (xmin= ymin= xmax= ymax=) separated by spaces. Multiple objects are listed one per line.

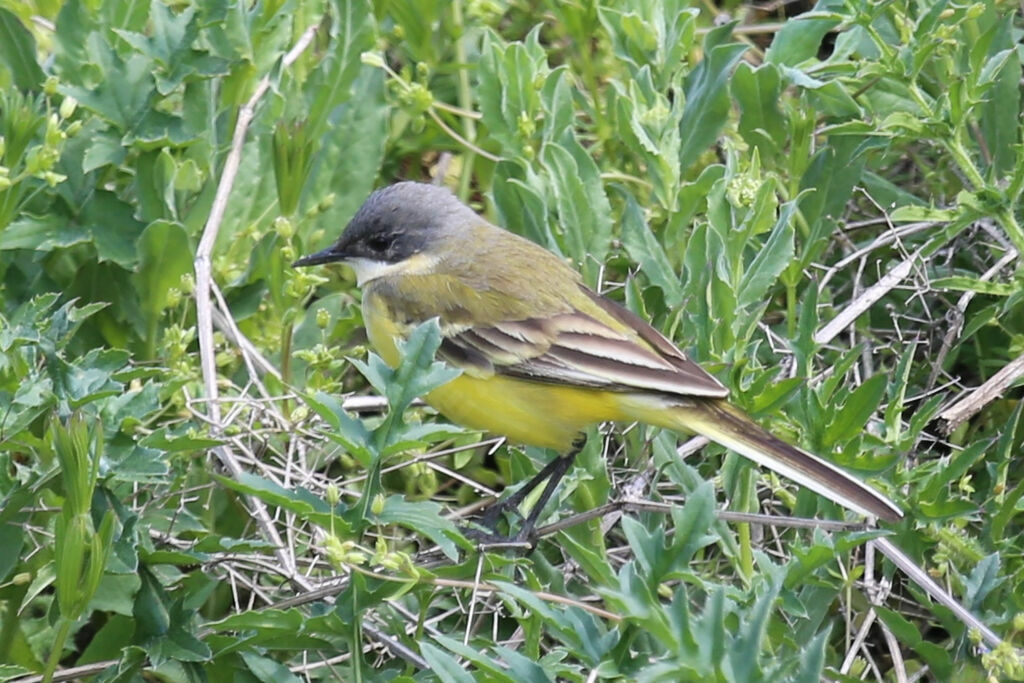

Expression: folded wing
xmin=440 ymin=284 xmax=729 ymax=399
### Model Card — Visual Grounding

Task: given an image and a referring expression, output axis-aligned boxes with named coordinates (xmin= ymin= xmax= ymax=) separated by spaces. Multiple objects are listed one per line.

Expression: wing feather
xmin=437 ymin=287 xmax=729 ymax=398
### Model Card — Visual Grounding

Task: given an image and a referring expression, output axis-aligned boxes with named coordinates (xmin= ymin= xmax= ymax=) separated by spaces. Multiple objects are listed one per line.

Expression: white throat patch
xmin=347 ymin=253 xmax=438 ymax=286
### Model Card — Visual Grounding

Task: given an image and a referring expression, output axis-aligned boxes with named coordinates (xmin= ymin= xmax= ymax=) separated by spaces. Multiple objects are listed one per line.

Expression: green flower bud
xmin=318 ymin=193 xmax=336 ymax=212
xmin=361 ymin=52 xmax=385 ymax=68
xmin=345 ymin=551 xmax=367 ymax=565
xmin=59 ymin=96 xmax=78 ymax=120
xmin=180 ymin=272 xmax=195 ymax=295
xmin=44 ymin=76 xmax=58 ymax=95
xmin=316 ymin=308 xmax=330 ymax=329
xmin=516 ymin=111 xmax=535 ymax=139
xmin=45 ymin=114 xmax=64 ymax=147
xmin=325 ymin=483 xmax=340 ymax=507
xmin=407 ymin=83 xmax=433 ymax=114
xmin=43 ymin=171 xmax=66 ymax=187
xmin=371 ymin=493 xmax=386 ymax=516
xmin=378 ymin=551 xmax=402 ymax=571
xmin=324 ymin=535 xmax=349 ymax=566
xmin=166 ymin=287 xmax=182 ymax=309
xmin=274 ymin=215 xmax=294 ymax=239
xmin=1013 ymin=612 xmax=1024 ymax=632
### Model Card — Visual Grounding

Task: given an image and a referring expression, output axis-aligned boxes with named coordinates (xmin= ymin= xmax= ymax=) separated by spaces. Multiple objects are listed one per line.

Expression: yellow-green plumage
xmin=295 ymin=182 xmax=902 ymax=522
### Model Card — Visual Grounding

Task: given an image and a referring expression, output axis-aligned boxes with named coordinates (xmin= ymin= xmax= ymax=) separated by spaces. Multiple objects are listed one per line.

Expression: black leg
xmin=465 ymin=437 xmax=585 ymax=545
xmin=514 ymin=453 xmax=576 ymax=543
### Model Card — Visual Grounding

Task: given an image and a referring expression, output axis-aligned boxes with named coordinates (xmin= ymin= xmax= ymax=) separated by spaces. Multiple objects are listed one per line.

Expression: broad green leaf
xmin=427 ymin=635 xmax=517 ymax=682
xmin=478 ymin=27 xmax=548 ymax=153
xmin=375 ymin=495 xmax=462 ymax=560
xmin=306 ymin=0 xmax=375 ymax=139
xmin=305 ymin=67 xmax=388 ymax=239
xmin=0 ymin=215 xmax=90 ymax=252
xmin=737 ymin=200 xmax=796 ymax=311
xmin=619 ymin=190 xmax=683 ymax=307
xmin=0 ymin=8 xmax=45 ymax=91
xmin=84 ymin=190 xmax=146 ymax=268
xmin=132 ymin=219 xmax=193 ymax=352
xmin=211 ymin=475 xmax=331 ymax=518
xmin=240 ymin=652 xmax=303 ymax=683
xmin=677 ymin=23 xmax=747 ymax=173
xmin=420 ymin=642 xmax=477 ymax=682
xmin=765 ymin=0 xmax=843 ymax=66
xmin=492 ymin=162 xmax=554 ymax=250
xmin=540 ymin=140 xmax=612 ymax=281
xmin=732 ymin=62 xmax=786 ymax=158
xmin=823 ymin=374 xmax=887 ymax=447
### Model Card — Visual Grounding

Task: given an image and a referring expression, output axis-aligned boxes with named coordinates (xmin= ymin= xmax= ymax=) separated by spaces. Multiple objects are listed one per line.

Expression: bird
xmin=293 ymin=181 xmax=903 ymax=538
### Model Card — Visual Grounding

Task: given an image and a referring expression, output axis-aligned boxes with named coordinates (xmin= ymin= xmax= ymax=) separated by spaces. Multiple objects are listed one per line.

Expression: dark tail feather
xmin=661 ymin=399 xmax=903 ymax=522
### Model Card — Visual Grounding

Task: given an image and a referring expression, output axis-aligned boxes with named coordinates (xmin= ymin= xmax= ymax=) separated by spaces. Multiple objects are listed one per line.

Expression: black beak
xmin=292 ymin=244 xmax=347 ymax=268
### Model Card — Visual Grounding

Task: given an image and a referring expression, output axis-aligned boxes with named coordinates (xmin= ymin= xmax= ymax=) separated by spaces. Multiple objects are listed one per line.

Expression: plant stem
xmin=451 ymin=0 xmax=477 ymax=200
xmin=42 ymin=617 xmax=73 ymax=683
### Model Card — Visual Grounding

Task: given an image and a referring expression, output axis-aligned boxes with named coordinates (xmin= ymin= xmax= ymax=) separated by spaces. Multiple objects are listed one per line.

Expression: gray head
xmin=292 ymin=182 xmax=475 ymax=271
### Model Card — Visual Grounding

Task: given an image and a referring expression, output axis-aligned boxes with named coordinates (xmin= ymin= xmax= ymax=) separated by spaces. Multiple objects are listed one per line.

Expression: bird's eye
xmin=366 ymin=234 xmax=392 ymax=253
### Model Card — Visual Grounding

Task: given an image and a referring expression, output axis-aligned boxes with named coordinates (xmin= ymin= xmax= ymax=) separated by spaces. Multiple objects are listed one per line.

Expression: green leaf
xmin=84 ymin=190 xmax=146 ymax=268
xmin=478 ymin=27 xmax=548 ymax=153
xmin=888 ymin=204 xmax=958 ymax=222
xmin=677 ymin=23 xmax=747 ymax=173
xmin=0 ymin=215 xmax=90 ymax=252
xmin=540 ymin=140 xmax=612 ymax=280
xmin=61 ymin=34 xmax=155 ymax=131
xmin=419 ymin=641 xmax=477 ymax=682
xmin=931 ymin=276 xmax=1017 ymax=297
xmin=765 ymin=0 xmax=842 ymax=66
xmin=737 ymin=200 xmax=796 ymax=311
xmin=492 ymin=162 xmax=553 ymax=250
xmin=302 ymin=391 xmax=372 ymax=465
xmin=427 ymin=635 xmax=518 ymax=681
xmin=619 ymin=189 xmax=684 ymax=307
xmin=732 ymin=62 xmax=786 ymax=158
xmin=240 ymin=652 xmax=303 ymax=683
xmin=214 ymin=472 xmax=331 ymax=517
xmin=306 ymin=66 xmax=388 ymax=245
xmin=306 ymin=0 xmax=375 ymax=138
xmin=82 ymin=128 xmax=128 ymax=173
xmin=132 ymin=219 xmax=193 ymax=348
xmin=383 ymin=319 xmax=461 ymax=415
xmin=823 ymin=374 xmax=887 ymax=447
xmin=375 ymin=495 xmax=463 ymax=560
xmin=139 ymin=428 xmax=222 ymax=452
xmin=0 ymin=8 xmax=45 ymax=91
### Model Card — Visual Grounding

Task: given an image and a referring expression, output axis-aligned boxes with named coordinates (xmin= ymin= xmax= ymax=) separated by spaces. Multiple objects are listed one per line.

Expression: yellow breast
xmin=362 ymin=291 xmax=619 ymax=451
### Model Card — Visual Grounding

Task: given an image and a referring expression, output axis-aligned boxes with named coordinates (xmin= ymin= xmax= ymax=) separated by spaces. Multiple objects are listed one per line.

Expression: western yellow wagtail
xmin=294 ymin=182 xmax=902 ymax=538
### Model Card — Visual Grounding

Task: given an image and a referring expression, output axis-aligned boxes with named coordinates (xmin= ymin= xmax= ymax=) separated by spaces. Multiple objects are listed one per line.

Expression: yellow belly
xmin=363 ymin=294 xmax=620 ymax=451
xmin=425 ymin=374 xmax=619 ymax=450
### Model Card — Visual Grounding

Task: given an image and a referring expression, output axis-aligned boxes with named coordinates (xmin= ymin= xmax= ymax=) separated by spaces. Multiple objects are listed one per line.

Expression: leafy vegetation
xmin=1 ymin=0 xmax=1023 ymax=680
